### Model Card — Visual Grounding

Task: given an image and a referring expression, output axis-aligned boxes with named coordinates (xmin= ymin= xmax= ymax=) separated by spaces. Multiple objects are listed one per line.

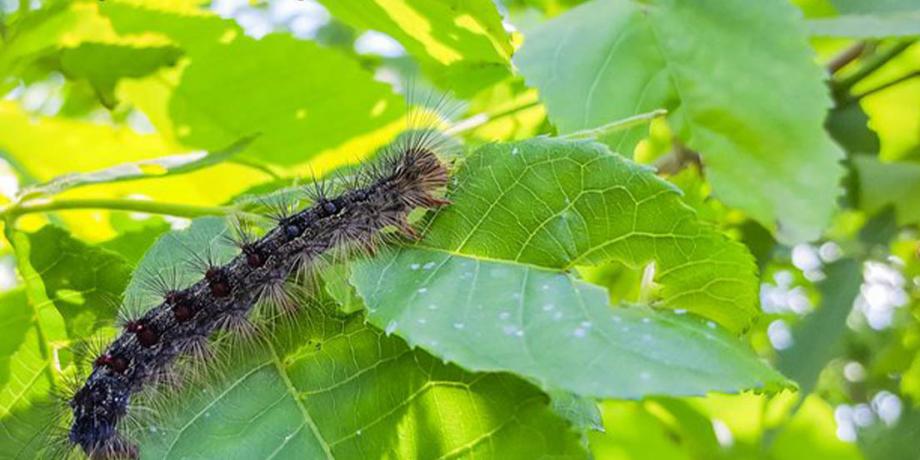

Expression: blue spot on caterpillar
xmin=65 ymin=133 xmax=452 ymax=458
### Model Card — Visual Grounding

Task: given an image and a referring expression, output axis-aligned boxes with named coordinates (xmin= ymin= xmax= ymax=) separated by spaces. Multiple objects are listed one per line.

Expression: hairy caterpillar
xmin=59 ymin=121 xmax=453 ymax=459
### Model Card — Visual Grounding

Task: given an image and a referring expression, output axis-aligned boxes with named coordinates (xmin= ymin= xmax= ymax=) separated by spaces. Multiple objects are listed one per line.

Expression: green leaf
xmin=514 ymin=0 xmax=845 ymax=243
xmin=424 ymin=138 xmax=757 ymax=330
xmin=124 ymin=218 xmax=586 ymax=459
xmin=317 ymin=0 xmax=512 ymax=95
xmin=808 ymin=12 xmax=920 ymax=37
xmin=58 ymin=42 xmax=182 ymax=106
xmin=826 ymin=102 xmax=881 ymax=155
xmin=25 ymin=225 xmax=133 ymax=338
xmin=548 ymin=391 xmax=604 ymax=433
xmin=354 ymin=250 xmax=784 ymax=399
xmin=0 ymin=288 xmax=58 ymax=458
xmin=139 ymin=310 xmax=586 ymax=459
xmin=853 ymin=156 xmax=920 ymax=225
xmin=101 ymin=2 xmax=406 ymax=167
xmin=351 ymin=138 xmax=787 ymax=399
xmin=98 ymin=218 xmax=173 ymax=265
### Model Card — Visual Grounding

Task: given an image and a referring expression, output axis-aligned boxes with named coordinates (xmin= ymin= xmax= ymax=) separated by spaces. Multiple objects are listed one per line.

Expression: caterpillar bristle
xmin=257 ymin=193 xmax=300 ymax=224
xmin=222 ymin=215 xmax=261 ymax=250
xmin=256 ymin=279 xmax=299 ymax=315
xmin=302 ymin=173 xmax=334 ymax=205
xmin=116 ymin=296 xmax=149 ymax=327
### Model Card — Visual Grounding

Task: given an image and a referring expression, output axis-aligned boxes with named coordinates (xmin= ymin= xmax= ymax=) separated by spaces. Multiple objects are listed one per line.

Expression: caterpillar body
xmin=64 ymin=131 xmax=452 ymax=459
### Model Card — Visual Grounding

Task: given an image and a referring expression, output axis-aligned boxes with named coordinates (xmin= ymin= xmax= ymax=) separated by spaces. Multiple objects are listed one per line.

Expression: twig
xmin=827 ymin=41 xmax=867 ymax=75
xmin=849 ymin=70 xmax=920 ymax=101
xmin=834 ymin=39 xmax=915 ymax=94
xmin=654 ymin=141 xmax=701 ymax=176
xmin=560 ymin=109 xmax=668 ymax=140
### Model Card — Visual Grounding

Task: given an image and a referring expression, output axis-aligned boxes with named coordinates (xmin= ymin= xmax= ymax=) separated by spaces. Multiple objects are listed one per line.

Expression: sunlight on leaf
xmin=317 ymin=0 xmax=512 ymax=95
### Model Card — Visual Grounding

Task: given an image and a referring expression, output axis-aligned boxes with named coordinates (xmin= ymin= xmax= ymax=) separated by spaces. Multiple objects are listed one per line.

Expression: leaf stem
xmin=1 ymin=198 xmax=237 ymax=220
xmin=826 ymin=41 xmax=867 ymax=75
xmin=560 ymin=109 xmax=668 ymax=140
xmin=849 ymin=70 xmax=920 ymax=102
xmin=833 ymin=39 xmax=914 ymax=95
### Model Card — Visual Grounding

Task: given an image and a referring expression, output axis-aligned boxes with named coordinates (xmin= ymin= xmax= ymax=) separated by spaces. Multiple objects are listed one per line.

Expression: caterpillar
xmin=60 ymin=121 xmax=453 ymax=459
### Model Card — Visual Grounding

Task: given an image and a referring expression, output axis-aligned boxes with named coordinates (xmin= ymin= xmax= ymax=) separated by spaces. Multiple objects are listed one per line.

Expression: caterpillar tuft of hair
xmin=63 ymin=122 xmax=453 ymax=459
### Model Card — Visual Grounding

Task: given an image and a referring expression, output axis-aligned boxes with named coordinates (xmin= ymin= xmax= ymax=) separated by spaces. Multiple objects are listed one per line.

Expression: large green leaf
xmin=139 ymin=309 xmax=586 ymax=459
xmin=421 ymin=137 xmax=756 ymax=330
xmin=514 ymin=0 xmax=845 ymax=243
xmin=123 ymin=218 xmax=586 ymax=459
xmin=351 ymin=138 xmax=787 ymax=399
xmin=100 ymin=2 xmax=405 ymax=167
xmin=317 ymin=0 xmax=512 ymax=95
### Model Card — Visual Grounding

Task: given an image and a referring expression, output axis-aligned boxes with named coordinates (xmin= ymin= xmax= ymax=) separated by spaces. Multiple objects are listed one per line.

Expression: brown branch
xmin=654 ymin=141 xmax=701 ymax=176
xmin=827 ymin=42 xmax=867 ymax=75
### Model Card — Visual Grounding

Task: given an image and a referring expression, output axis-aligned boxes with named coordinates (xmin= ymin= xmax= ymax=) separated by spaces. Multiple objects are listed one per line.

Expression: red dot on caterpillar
xmin=244 ymin=247 xmax=265 ymax=268
xmin=94 ymin=354 xmax=112 ymax=368
xmin=94 ymin=353 xmax=129 ymax=373
xmin=110 ymin=355 xmax=129 ymax=373
xmin=166 ymin=292 xmax=195 ymax=322
xmin=172 ymin=301 xmax=193 ymax=322
xmin=137 ymin=329 xmax=158 ymax=347
xmin=127 ymin=322 xmax=159 ymax=347
xmin=205 ymin=267 xmax=232 ymax=297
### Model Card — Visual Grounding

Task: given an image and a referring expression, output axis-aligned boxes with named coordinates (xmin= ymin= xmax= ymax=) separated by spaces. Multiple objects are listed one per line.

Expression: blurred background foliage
xmin=0 ymin=0 xmax=918 ymax=458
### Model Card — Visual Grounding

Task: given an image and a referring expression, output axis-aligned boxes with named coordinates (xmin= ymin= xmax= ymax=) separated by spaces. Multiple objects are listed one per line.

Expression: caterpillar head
xmin=69 ymin=373 xmax=135 ymax=459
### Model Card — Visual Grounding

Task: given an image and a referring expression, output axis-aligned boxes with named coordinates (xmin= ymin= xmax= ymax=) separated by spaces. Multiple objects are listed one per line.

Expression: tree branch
xmin=833 ymin=39 xmax=915 ymax=96
xmin=850 ymin=70 xmax=920 ymax=101
xmin=827 ymin=41 xmax=867 ymax=75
